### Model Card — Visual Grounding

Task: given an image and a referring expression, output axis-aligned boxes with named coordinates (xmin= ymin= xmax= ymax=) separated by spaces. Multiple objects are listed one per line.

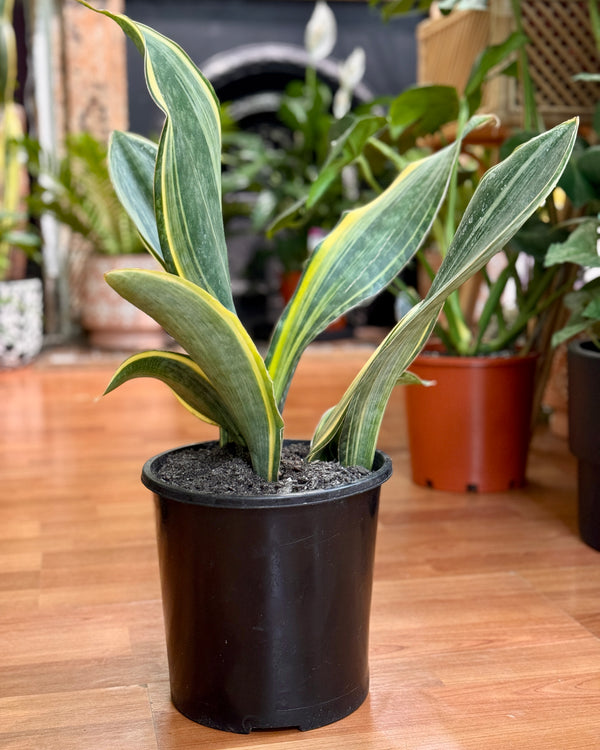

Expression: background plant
xmin=543 ymin=105 xmax=600 ymax=351
xmin=0 ymin=0 xmax=40 ymax=282
xmin=25 ymin=131 xmax=146 ymax=257
xmin=221 ymin=1 xmax=380 ymax=278
xmin=81 ymin=3 xmax=576 ymax=482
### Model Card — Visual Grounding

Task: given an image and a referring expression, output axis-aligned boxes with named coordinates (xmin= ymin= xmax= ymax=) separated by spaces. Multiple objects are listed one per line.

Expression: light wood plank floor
xmin=1 ymin=343 xmax=599 ymax=749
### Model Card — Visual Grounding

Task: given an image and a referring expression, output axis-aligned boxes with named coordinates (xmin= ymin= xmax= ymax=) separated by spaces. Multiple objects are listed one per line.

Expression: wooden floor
xmin=1 ymin=343 xmax=600 ymax=749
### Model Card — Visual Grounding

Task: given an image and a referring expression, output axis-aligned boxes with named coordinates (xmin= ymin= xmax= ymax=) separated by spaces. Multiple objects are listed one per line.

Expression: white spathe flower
xmin=304 ymin=1 xmax=337 ymax=62
xmin=333 ymin=86 xmax=352 ymax=119
xmin=339 ymin=47 xmax=366 ymax=91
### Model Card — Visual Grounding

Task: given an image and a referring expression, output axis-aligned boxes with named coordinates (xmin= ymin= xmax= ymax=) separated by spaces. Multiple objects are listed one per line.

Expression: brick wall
xmin=60 ymin=0 xmax=128 ymax=142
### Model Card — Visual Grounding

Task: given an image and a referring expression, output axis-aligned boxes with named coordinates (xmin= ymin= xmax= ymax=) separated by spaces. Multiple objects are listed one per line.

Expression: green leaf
xmin=545 ymin=220 xmax=600 ymax=268
xmin=310 ymin=118 xmax=579 ymax=469
xmin=106 ymin=269 xmax=283 ymax=480
xmin=509 ymin=213 xmax=569 ymax=261
xmin=104 ymin=350 xmax=245 ymax=443
xmin=464 ymin=31 xmax=529 ymax=114
xmin=552 ymin=277 xmax=600 ymax=346
xmin=306 ymin=114 xmax=386 ymax=208
xmin=108 ymin=131 xmax=164 ymax=265
xmin=574 ymin=72 xmax=600 ymax=82
xmin=267 ymin=116 xmax=492 ymax=409
xmin=558 ymin=142 xmax=599 ymax=208
xmin=388 ymin=85 xmax=459 ymax=140
xmin=577 ymin=144 xmax=600 ymax=188
xmin=83 ymin=3 xmax=234 ymax=311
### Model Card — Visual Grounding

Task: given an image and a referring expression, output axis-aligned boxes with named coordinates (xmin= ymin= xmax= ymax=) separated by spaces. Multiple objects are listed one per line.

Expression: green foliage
xmin=25 ymin=132 xmax=145 ymax=257
xmin=221 ymin=72 xmax=382 ymax=274
xmin=509 ymin=102 xmax=600 ymax=353
xmin=0 ymin=0 xmax=39 ymax=281
xmin=81 ymin=3 xmax=576 ymax=481
xmin=546 ymin=222 xmax=600 ymax=348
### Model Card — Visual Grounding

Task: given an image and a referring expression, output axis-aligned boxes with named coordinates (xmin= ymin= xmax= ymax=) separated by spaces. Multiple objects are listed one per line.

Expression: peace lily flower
xmin=339 ymin=46 xmax=366 ymax=92
xmin=304 ymin=0 xmax=337 ymax=62
xmin=333 ymin=47 xmax=366 ymax=119
xmin=332 ymin=87 xmax=351 ymax=119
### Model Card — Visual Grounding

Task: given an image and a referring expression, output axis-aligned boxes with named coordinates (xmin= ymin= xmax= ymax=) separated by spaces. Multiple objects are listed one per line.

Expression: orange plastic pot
xmin=405 ymin=351 xmax=538 ymax=492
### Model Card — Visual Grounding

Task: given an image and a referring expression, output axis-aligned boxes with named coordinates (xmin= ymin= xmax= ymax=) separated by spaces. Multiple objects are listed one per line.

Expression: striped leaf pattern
xmin=86 ymin=5 xmax=234 ymax=310
xmin=310 ymin=119 xmax=579 ymax=469
xmin=104 ymin=350 xmax=245 ymax=442
xmin=108 ymin=132 xmax=163 ymax=266
xmin=266 ymin=116 xmax=491 ymax=408
xmin=105 ymin=269 xmax=283 ymax=481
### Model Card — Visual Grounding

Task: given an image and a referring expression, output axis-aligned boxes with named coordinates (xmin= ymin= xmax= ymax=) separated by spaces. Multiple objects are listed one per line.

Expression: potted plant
xmin=545 ymin=216 xmax=600 ymax=550
xmin=0 ymin=0 xmax=43 ymax=368
xmin=25 ymin=131 xmax=166 ymax=350
xmin=397 ymin=118 xmax=586 ymax=491
xmin=80 ymin=1 xmax=575 ymax=733
xmin=316 ymin=0 xmax=592 ymax=492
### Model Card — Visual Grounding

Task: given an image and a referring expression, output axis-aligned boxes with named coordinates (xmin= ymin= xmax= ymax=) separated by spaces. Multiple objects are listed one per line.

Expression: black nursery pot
xmin=142 ymin=441 xmax=392 ymax=734
xmin=568 ymin=340 xmax=600 ymax=551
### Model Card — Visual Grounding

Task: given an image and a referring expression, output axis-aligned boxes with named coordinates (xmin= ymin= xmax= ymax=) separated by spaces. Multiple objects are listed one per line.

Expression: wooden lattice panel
xmin=519 ymin=0 xmax=600 ymax=126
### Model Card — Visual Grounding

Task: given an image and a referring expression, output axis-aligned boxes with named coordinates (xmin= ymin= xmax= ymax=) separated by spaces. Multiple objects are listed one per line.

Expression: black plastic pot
xmin=142 ymin=441 xmax=392 ymax=733
xmin=568 ymin=340 xmax=600 ymax=551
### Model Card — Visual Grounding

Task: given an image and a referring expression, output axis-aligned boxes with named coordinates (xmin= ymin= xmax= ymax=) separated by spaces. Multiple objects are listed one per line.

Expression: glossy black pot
xmin=568 ymin=340 xmax=600 ymax=551
xmin=142 ymin=441 xmax=392 ymax=733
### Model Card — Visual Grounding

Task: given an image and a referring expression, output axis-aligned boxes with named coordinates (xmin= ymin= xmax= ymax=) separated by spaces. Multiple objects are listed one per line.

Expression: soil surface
xmin=155 ymin=441 xmax=371 ymax=496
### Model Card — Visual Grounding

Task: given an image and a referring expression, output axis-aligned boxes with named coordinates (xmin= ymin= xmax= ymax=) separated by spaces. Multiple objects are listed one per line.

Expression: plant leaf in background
xmin=310 ymin=118 xmax=578 ymax=468
xmin=551 ymin=277 xmax=600 ymax=347
xmin=545 ymin=221 xmax=600 ymax=269
xmin=463 ymin=31 xmax=528 ymax=114
xmin=82 ymin=3 xmax=234 ymax=311
xmin=545 ymin=220 xmax=600 ymax=346
xmin=105 ymin=269 xmax=283 ymax=481
xmin=24 ymin=132 xmax=143 ymax=257
xmin=306 ymin=114 xmax=386 ymax=208
xmin=388 ymin=85 xmax=459 ymax=140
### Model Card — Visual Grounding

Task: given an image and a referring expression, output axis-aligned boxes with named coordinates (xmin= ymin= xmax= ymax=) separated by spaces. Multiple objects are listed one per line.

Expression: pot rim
xmin=568 ymin=339 xmax=600 ymax=360
xmin=0 ymin=277 xmax=43 ymax=289
xmin=142 ymin=440 xmax=392 ymax=509
xmin=414 ymin=350 xmax=538 ymax=369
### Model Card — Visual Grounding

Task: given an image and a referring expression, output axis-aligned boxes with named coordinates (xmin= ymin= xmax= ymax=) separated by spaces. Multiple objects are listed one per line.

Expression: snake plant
xmin=83 ymin=3 xmax=577 ymax=481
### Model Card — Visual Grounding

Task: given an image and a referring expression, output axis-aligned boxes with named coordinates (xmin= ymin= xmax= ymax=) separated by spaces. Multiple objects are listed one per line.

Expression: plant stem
xmin=357 ymin=154 xmax=383 ymax=194
xmin=510 ymin=0 xmax=542 ymax=132
xmin=438 ymin=100 xmax=472 ymax=353
xmin=368 ymin=136 xmax=407 ymax=171
xmin=589 ymin=0 xmax=600 ymax=53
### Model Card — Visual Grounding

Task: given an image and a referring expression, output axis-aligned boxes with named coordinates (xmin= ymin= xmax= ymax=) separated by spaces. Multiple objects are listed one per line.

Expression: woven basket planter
xmin=417 ymin=0 xmax=600 ymax=128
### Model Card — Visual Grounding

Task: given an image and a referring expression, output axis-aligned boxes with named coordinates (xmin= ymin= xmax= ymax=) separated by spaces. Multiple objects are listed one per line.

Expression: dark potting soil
xmin=155 ymin=441 xmax=371 ymax=496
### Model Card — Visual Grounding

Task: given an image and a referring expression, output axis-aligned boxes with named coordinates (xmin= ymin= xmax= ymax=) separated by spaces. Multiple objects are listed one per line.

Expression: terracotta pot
xmin=405 ymin=351 xmax=538 ymax=492
xmin=81 ymin=254 xmax=167 ymax=350
xmin=143 ymin=440 xmax=392 ymax=733
xmin=568 ymin=340 xmax=600 ymax=551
